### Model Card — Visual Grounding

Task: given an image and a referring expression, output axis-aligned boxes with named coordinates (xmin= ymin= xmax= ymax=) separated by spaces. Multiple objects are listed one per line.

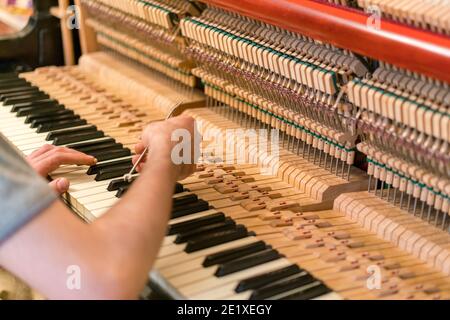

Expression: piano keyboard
xmin=2 ymin=68 xmax=450 ymax=300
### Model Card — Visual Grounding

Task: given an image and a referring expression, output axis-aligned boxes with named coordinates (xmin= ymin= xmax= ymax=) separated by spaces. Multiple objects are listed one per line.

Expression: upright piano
xmin=0 ymin=0 xmax=449 ymax=300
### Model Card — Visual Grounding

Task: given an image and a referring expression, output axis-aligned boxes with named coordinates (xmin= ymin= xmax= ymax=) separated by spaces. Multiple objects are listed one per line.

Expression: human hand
xmin=27 ymin=144 xmax=97 ymax=194
xmin=132 ymin=116 xmax=199 ymax=181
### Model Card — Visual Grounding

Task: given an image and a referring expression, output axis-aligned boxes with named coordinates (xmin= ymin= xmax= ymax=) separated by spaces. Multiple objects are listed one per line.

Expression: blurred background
xmin=0 ymin=0 xmax=80 ymax=73
xmin=0 ymin=1 xmax=33 ymax=33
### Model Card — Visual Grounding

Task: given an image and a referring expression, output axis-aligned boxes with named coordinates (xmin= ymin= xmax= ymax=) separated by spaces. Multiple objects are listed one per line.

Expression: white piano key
xmin=83 ymin=197 xmax=119 ymax=212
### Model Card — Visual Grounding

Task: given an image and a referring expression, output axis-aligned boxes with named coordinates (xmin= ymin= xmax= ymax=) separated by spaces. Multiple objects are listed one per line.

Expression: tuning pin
xmin=367 ymin=159 xmax=374 ymax=192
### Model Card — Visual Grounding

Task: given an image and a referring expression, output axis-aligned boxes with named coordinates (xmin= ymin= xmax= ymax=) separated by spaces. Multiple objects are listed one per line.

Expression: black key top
xmin=203 ymin=241 xmax=267 ymax=268
xmin=0 ymin=80 xmax=28 ymax=89
xmin=25 ymin=109 xmax=75 ymax=124
xmin=95 ymin=164 xmax=133 ymax=181
xmin=0 ymin=88 xmax=40 ymax=101
xmin=116 ymin=185 xmax=131 ymax=198
xmin=11 ymin=99 xmax=58 ymax=112
xmin=174 ymin=219 xmax=236 ymax=244
xmin=175 ymin=183 xmax=184 ymax=194
xmin=76 ymin=141 xmax=122 ymax=154
xmin=107 ymin=178 xmax=131 ymax=191
xmin=92 ymin=149 xmax=131 ymax=162
xmin=249 ymin=272 xmax=316 ymax=300
xmin=0 ymin=78 xmax=22 ymax=85
xmin=0 ymin=85 xmax=38 ymax=96
xmin=16 ymin=104 xmax=65 ymax=117
xmin=53 ymin=131 xmax=105 ymax=146
xmin=66 ymin=137 xmax=116 ymax=150
xmin=167 ymin=212 xmax=226 ymax=236
xmin=46 ymin=125 xmax=97 ymax=141
xmin=30 ymin=113 xmax=79 ymax=128
xmin=281 ymin=283 xmax=331 ymax=300
xmin=87 ymin=157 xmax=132 ymax=175
xmin=37 ymin=119 xmax=87 ymax=132
xmin=0 ymin=72 xmax=18 ymax=79
xmin=235 ymin=265 xmax=302 ymax=293
xmin=117 ymin=181 xmax=186 ymax=198
xmin=215 ymin=248 xmax=281 ymax=277
xmin=173 ymin=194 xmax=198 ymax=207
xmin=171 ymin=199 xmax=210 ymax=219
xmin=184 ymin=225 xmax=251 ymax=253
xmin=0 ymin=76 xmax=24 ymax=83
xmin=4 ymin=92 xmax=49 ymax=105
xmin=108 ymin=178 xmax=181 ymax=194
xmin=80 ymin=144 xmax=124 ymax=157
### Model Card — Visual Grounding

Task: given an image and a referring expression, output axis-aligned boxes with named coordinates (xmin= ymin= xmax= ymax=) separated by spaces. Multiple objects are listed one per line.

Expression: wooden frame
xmin=74 ymin=0 xmax=98 ymax=55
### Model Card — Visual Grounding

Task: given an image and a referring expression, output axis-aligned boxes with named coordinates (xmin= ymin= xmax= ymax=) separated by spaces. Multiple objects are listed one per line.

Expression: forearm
xmin=0 ymin=161 xmax=178 ymax=300
xmin=90 ymin=159 xmax=178 ymax=294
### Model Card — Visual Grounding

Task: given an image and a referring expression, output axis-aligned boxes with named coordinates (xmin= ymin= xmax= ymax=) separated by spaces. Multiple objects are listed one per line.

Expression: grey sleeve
xmin=0 ymin=135 xmax=57 ymax=243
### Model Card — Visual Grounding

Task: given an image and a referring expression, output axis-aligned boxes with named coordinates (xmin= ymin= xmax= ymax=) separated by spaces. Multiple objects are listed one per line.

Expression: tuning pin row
xmin=204 ymin=82 xmax=357 ymax=181
xmin=366 ymin=157 xmax=450 ymax=232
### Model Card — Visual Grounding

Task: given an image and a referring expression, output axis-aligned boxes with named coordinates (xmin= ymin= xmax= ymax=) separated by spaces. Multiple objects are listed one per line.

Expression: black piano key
xmin=25 ymin=109 xmax=75 ymax=124
xmin=117 ymin=181 xmax=185 ymax=198
xmin=215 ymin=248 xmax=281 ymax=277
xmin=37 ymin=119 xmax=88 ymax=132
xmin=53 ymin=131 xmax=105 ymax=146
xmin=0 ymin=76 xmax=24 ymax=82
xmin=174 ymin=219 xmax=236 ymax=244
xmin=167 ymin=212 xmax=226 ymax=236
xmin=235 ymin=265 xmax=302 ymax=293
xmin=11 ymin=99 xmax=59 ymax=112
xmin=175 ymin=183 xmax=184 ymax=194
xmin=203 ymin=241 xmax=267 ymax=268
xmin=81 ymin=144 xmax=124 ymax=156
xmin=16 ymin=104 xmax=65 ymax=117
xmin=0 ymin=80 xmax=28 ymax=89
xmin=66 ymin=137 xmax=116 ymax=150
xmin=46 ymin=125 xmax=97 ymax=140
xmin=0 ymin=72 xmax=18 ymax=79
xmin=92 ymin=148 xmax=131 ymax=162
xmin=76 ymin=141 xmax=123 ymax=155
xmin=116 ymin=185 xmax=131 ymax=198
xmin=173 ymin=194 xmax=198 ymax=207
xmin=108 ymin=179 xmax=182 ymax=195
xmin=107 ymin=178 xmax=132 ymax=191
xmin=171 ymin=199 xmax=210 ymax=219
xmin=0 ymin=88 xmax=40 ymax=101
xmin=95 ymin=164 xmax=133 ymax=181
xmin=249 ymin=272 xmax=316 ymax=300
xmin=184 ymin=225 xmax=251 ymax=253
xmin=3 ymin=92 xmax=49 ymax=105
xmin=281 ymin=283 xmax=331 ymax=300
xmin=0 ymin=85 xmax=38 ymax=96
xmin=30 ymin=113 xmax=79 ymax=127
xmin=87 ymin=157 xmax=132 ymax=175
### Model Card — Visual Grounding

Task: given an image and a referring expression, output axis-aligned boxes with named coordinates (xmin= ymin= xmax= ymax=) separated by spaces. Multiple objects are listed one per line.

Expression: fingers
xmin=134 ymin=141 xmax=146 ymax=155
xmin=28 ymin=146 xmax=97 ymax=177
xmin=135 ymin=115 xmax=198 ymax=180
xmin=48 ymin=178 xmax=70 ymax=194
xmin=27 ymin=144 xmax=54 ymax=160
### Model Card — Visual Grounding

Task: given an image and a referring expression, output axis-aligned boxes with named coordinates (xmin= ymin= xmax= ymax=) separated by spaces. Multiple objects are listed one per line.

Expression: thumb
xmin=49 ymin=178 xmax=70 ymax=194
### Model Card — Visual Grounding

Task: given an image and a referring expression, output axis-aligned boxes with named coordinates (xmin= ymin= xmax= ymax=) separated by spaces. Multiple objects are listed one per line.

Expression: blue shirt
xmin=0 ymin=135 xmax=56 ymax=243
